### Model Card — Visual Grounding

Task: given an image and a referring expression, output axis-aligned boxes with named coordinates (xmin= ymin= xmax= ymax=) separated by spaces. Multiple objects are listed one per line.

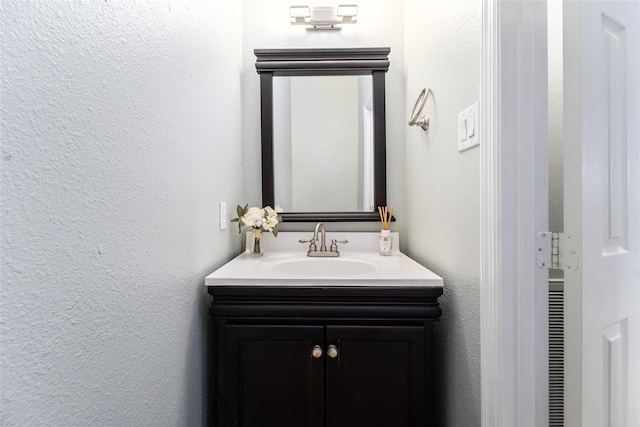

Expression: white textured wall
xmin=240 ymin=0 xmax=406 ymax=233
xmin=0 ymin=1 xmax=242 ymax=425
xmin=404 ymin=0 xmax=481 ymax=425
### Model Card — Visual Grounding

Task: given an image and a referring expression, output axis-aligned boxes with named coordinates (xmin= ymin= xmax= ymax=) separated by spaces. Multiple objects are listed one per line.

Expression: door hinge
xmin=536 ymin=232 xmax=579 ymax=271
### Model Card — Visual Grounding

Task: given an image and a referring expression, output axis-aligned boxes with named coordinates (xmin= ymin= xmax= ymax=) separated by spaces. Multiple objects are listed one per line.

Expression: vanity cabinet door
xmin=224 ymin=325 xmax=324 ymax=427
xmin=224 ymin=325 xmax=325 ymax=427
xmin=325 ymin=325 xmax=426 ymax=427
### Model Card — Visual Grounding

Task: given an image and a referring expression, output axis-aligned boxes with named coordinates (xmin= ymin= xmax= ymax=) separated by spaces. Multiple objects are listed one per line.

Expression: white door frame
xmin=480 ymin=1 xmax=549 ymax=425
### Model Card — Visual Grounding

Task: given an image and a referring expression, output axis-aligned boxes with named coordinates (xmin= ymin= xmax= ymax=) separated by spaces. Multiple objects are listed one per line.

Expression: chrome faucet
xmin=299 ymin=222 xmax=347 ymax=257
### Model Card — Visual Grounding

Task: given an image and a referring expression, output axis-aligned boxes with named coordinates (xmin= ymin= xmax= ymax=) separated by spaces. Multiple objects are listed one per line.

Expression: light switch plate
xmin=219 ymin=202 xmax=227 ymax=230
xmin=458 ymin=102 xmax=479 ymax=152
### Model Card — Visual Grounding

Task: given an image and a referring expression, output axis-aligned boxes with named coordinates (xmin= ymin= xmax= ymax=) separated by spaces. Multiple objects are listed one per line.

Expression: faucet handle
xmin=299 ymin=238 xmax=318 ymax=252
xmin=298 ymin=238 xmax=317 ymax=244
xmin=330 ymin=239 xmax=348 ymax=253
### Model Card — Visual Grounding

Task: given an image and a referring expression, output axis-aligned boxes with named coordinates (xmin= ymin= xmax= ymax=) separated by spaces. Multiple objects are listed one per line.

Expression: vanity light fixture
xmin=289 ymin=4 xmax=358 ymax=30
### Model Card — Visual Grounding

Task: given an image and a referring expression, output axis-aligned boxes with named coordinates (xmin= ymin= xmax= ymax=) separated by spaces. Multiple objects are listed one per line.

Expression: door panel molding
xmin=603 ymin=319 xmax=628 ymax=427
xmin=602 ymin=14 xmax=628 ymax=254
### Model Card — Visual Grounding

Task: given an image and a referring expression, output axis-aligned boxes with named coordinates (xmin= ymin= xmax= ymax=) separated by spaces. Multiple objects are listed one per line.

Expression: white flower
xmin=242 ymin=207 xmax=265 ymax=228
xmin=267 ymin=216 xmax=279 ymax=228
xmin=261 ymin=206 xmax=280 ymax=231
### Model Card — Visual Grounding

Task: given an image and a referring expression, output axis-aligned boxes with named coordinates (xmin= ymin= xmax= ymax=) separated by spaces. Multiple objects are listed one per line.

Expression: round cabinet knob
xmin=327 ymin=344 xmax=339 ymax=359
xmin=312 ymin=345 xmax=323 ymax=359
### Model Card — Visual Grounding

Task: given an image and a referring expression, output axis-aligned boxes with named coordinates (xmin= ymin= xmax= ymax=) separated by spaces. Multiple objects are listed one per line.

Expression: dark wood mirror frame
xmin=255 ymin=47 xmax=390 ymax=222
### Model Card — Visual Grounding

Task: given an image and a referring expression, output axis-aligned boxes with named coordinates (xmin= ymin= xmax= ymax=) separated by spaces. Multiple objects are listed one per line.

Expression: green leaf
xmin=272 ymin=227 xmax=278 ymax=237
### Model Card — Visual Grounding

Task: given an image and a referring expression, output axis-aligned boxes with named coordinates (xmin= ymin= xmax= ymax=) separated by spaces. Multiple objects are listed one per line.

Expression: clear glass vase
xmin=250 ymin=228 xmax=265 ymax=256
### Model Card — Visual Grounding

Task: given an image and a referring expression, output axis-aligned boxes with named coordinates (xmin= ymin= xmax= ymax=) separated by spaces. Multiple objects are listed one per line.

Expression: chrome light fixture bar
xmin=290 ymin=4 xmax=358 ymax=30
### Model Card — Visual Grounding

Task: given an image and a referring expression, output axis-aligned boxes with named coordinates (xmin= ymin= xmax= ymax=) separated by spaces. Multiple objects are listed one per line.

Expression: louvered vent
xmin=549 ymin=279 xmax=564 ymax=427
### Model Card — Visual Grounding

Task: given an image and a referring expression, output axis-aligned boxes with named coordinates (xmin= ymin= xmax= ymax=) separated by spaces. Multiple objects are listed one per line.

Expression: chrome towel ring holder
xmin=408 ymin=87 xmax=431 ymax=130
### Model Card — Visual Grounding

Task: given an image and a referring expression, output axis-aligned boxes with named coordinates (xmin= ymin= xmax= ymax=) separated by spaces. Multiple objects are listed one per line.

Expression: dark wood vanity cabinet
xmin=208 ymin=286 xmax=442 ymax=427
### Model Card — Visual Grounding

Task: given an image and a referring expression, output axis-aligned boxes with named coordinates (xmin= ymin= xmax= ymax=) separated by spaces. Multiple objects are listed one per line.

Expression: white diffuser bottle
xmin=379 ymin=229 xmax=393 ymax=256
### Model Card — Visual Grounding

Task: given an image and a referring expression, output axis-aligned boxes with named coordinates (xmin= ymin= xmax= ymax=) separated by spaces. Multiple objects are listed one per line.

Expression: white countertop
xmin=205 ymin=232 xmax=443 ymax=288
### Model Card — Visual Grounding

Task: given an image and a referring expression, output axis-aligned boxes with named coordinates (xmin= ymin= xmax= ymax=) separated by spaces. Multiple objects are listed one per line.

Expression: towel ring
xmin=408 ymin=88 xmax=430 ymax=130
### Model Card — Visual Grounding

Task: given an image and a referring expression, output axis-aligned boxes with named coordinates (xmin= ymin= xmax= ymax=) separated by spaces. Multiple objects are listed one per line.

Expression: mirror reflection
xmin=272 ymin=75 xmax=374 ymax=212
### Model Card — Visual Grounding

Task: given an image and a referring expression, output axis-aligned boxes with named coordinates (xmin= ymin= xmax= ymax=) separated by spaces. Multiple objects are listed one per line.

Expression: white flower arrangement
xmin=231 ymin=204 xmax=283 ymax=236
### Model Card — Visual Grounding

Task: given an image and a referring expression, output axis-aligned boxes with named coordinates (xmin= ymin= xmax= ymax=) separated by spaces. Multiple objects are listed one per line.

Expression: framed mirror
xmin=255 ymin=47 xmax=390 ymax=222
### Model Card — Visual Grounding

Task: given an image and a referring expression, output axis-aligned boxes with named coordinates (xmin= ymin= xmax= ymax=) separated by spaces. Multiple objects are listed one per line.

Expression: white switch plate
xmin=219 ymin=202 xmax=227 ymax=230
xmin=458 ymin=102 xmax=479 ymax=152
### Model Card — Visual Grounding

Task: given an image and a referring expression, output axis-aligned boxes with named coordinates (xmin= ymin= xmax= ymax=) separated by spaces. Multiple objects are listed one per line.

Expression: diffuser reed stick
xmin=378 ymin=206 xmax=393 ymax=230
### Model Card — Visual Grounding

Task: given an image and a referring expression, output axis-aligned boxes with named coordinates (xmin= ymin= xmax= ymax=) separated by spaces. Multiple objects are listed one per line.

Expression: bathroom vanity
xmin=206 ymin=232 xmax=443 ymax=427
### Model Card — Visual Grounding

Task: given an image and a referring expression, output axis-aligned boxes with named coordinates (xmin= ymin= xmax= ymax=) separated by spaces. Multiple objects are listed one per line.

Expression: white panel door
xmin=564 ymin=1 xmax=640 ymax=426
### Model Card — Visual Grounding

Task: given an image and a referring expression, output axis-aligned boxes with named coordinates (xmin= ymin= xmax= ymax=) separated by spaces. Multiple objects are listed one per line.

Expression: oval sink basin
xmin=270 ymin=258 xmax=377 ymax=277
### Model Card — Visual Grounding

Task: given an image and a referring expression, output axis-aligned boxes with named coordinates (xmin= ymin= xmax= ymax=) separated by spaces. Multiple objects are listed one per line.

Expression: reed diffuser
xmin=377 ymin=206 xmax=394 ymax=256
